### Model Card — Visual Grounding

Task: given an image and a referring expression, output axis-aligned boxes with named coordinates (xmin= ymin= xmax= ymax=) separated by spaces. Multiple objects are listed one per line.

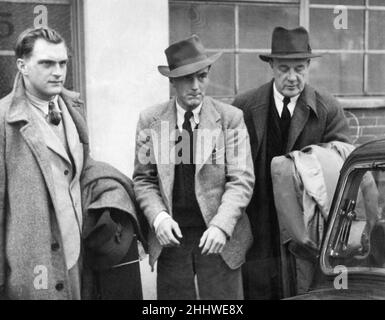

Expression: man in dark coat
xmin=232 ymin=26 xmax=351 ymax=299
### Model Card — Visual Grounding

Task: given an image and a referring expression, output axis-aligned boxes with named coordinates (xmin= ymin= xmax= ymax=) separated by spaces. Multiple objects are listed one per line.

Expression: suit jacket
xmin=133 ymin=96 xmax=255 ymax=270
xmin=0 ymin=73 xmax=89 ymax=299
xmin=232 ymin=80 xmax=351 ymax=260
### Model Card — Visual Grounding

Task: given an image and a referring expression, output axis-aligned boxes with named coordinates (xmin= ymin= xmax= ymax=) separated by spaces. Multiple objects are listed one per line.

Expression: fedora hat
xmin=158 ymin=34 xmax=222 ymax=78
xmin=260 ymin=26 xmax=321 ymax=62
xmin=84 ymin=210 xmax=135 ymax=271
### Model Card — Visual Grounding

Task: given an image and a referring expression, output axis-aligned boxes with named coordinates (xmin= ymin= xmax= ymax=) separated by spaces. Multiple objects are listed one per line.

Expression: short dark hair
xmin=15 ymin=27 xmax=66 ymax=59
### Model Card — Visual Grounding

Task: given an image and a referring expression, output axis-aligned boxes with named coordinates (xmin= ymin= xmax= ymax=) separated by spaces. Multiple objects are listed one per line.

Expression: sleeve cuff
xmin=153 ymin=211 xmax=171 ymax=231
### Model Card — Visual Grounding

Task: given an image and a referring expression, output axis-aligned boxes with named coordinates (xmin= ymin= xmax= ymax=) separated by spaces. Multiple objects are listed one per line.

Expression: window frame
xmin=169 ymin=0 xmax=385 ymax=108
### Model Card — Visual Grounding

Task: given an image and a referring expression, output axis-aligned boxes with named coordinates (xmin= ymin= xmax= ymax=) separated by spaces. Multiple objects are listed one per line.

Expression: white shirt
xmin=26 ymin=91 xmax=60 ymax=118
xmin=176 ymin=99 xmax=201 ymax=132
xmin=153 ymin=100 xmax=202 ymax=230
xmin=273 ymin=82 xmax=300 ymax=117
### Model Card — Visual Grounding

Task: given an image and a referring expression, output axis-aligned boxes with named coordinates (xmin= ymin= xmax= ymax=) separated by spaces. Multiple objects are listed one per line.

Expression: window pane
xmin=310 ymin=0 xmax=364 ymax=5
xmin=169 ymin=3 xmax=234 ymax=49
xmin=369 ymin=11 xmax=385 ymax=50
xmin=207 ymin=52 xmax=235 ymax=97
xmin=309 ymin=53 xmax=363 ymax=95
xmin=0 ymin=56 xmax=16 ymax=99
xmin=238 ymin=53 xmax=272 ymax=93
xmin=239 ymin=5 xmax=299 ymax=49
xmin=310 ymin=9 xmax=364 ymax=50
xmin=369 ymin=0 xmax=385 ymax=5
xmin=367 ymin=55 xmax=385 ymax=94
xmin=0 ymin=3 xmax=72 ymax=51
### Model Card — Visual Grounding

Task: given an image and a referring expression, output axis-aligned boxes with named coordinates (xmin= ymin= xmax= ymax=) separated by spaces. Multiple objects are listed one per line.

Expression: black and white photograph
xmin=1 ymin=0 xmax=385 ymax=307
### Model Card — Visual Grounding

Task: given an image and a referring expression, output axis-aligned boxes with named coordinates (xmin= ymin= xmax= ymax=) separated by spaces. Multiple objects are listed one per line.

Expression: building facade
xmin=1 ymin=0 xmax=385 ymax=173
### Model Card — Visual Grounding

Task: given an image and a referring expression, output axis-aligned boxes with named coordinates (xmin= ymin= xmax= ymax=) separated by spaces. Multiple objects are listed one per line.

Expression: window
xmin=170 ymin=0 xmax=300 ymax=101
xmin=0 ymin=0 xmax=84 ymax=99
xmin=309 ymin=0 xmax=385 ymax=96
xmin=322 ymin=167 xmax=385 ymax=274
xmin=169 ymin=0 xmax=385 ymax=100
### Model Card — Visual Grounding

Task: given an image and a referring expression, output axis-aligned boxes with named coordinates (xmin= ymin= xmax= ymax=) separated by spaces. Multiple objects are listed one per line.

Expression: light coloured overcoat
xmin=0 ymin=73 xmax=89 ymax=299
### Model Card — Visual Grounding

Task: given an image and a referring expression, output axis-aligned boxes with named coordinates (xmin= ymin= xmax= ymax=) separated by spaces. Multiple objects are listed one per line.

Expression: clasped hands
xmin=155 ymin=217 xmax=227 ymax=255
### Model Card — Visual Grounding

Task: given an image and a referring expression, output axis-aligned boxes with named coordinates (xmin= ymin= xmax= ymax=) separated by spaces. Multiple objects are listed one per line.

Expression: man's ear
xmin=268 ymin=59 xmax=274 ymax=69
xmin=16 ymin=58 xmax=28 ymax=75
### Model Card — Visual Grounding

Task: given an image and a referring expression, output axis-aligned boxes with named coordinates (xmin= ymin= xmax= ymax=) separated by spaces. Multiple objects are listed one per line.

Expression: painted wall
xmin=83 ymin=0 xmax=169 ymax=176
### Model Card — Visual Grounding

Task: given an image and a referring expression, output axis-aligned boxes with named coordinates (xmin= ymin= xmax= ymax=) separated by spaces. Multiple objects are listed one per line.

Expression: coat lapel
xmin=249 ymin=81 xmax=272 ymax=160
xmin=195 ymin=97 xmax=221 ymax=174
xmin=285 ymin=85 xmax=318 ymax=152
xmin=35 ymin=115 xmax=72 ymax=165
xmin=150 ymin=99 xmax=177 ymax=210
xmin=59 ymin=96 xmax=84 ymax=176
xmin=6 ymin=74 xmax=59 ymax=210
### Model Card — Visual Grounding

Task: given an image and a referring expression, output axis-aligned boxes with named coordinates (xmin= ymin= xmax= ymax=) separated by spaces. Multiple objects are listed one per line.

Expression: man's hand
xmin=156 ymin=217 xmax=183 ymax=247
xmin=199 ymin=226 xmax=227 ymax=255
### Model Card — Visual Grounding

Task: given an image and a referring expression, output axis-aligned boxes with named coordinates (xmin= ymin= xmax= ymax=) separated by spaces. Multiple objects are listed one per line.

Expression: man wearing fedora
xmin=133 ymin=35 xmax=254 ymax=299
xmin=232 ymin=26 xmax=350 ymax=299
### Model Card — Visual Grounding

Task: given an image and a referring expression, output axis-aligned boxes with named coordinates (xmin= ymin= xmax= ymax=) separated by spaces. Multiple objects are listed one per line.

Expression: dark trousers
xmin=242 ymin=257 xmax=282 ymax=300
xmin=157 ymin=227 xmax=243 ymax=300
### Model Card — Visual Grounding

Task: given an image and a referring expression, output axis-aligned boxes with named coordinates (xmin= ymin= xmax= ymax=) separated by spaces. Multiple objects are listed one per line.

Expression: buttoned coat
xmin=0 ymin=73 xmax=90 ymax=299
xmin=232 ymin=80 xmax=350 ymax=297
xmin=133 ymin=96 xmax=255 ymax=270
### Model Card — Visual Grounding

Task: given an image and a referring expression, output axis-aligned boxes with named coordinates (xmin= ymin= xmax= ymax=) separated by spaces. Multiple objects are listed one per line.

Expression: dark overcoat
xmin=232 ymin=80 xmax=350 ymax=298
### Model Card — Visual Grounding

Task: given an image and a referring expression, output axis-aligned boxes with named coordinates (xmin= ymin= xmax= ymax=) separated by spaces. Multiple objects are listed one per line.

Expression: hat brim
xmin=85 ymin=218 xmax=135 ymax=271
xmin=158 ymin=52 xmax=222 ymax=78
xmin=259 ymin=52 xmax=322 ymax=62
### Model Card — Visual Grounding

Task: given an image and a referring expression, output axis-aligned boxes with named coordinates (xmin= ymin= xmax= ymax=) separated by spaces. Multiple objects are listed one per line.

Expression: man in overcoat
xmin=0 ymin=27 xmax=139 ymax=300
xmin=133 ymin=35 xmax=255 ymax=300
xmin=232 ymin=26 xmax=351 ymax=299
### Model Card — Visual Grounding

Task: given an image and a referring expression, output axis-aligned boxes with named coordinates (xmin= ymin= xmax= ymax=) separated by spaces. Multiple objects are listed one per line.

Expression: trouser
xmin=242 ymin=256 xmax=282 ymax=300
xmin=157 ymin=227 xmax=243 ymax=300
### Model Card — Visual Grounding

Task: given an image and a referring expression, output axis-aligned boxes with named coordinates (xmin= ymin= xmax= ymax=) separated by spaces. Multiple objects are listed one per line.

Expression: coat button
xmin=51 ymin=243 xmax=60 ymax=251
xmin=64 ymin=169 xmax=69 ymax=176
xmin=55 ymin=282 xmax=64 ymax=291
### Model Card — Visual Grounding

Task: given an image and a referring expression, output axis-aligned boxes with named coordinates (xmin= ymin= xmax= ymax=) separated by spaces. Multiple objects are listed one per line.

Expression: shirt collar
xmin=25 ymin=90 xmax=59 ymax=115
xmin=175 ymin=99 xmax=202 ymax=126
xmin=273 ymin=82 xmax=300 ymax=106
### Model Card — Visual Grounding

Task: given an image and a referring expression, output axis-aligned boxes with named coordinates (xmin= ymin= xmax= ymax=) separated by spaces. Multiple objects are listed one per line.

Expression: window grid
xmin=309 ymin=0 xmax=385 ymax=96
xmin=170 ymin=0 xmax=301 ymax=99
xmin=171 ymin=0 xmax=385 ymax=99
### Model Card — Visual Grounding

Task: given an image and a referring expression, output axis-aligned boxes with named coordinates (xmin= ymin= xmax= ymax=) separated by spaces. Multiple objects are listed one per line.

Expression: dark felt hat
xmin=260 ymin=26 xmax=322 ymax=62
xmin=158 ymin=34 xmax=222 ymax=78
xmin=84 ymin=210 xmax=134 ymax=271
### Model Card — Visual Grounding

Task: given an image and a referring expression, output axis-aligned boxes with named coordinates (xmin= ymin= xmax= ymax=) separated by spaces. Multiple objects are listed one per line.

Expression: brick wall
xmin=344 ymin=108 xmax=385 ymax=146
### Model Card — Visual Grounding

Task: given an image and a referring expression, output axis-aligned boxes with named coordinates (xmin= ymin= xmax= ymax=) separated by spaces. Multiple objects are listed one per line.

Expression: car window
xmin=322 ymin=168 xmax=385 ymax=273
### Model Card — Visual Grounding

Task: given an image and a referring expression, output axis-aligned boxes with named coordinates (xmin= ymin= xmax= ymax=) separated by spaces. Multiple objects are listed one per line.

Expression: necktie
xmin=48 ymin=101 xmax=62 ymax=126
xmin=280 ymin=96 xmax=291 ymax=150
xmin=182 ymin=110 xmax=194 ymax=164
xmin=281 ymin=96 xmax=291 ymax=133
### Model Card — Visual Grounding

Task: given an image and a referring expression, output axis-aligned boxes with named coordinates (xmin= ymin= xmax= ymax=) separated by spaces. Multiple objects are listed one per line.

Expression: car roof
xmin=342 ymin=139 xmax=385 ymax=170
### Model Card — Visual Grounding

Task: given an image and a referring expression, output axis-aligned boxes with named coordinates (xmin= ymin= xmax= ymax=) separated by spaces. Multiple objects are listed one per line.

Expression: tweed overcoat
xmin=133 ymin=96 xmax=255 ymax=270
xmin=0 ymin=73 xmax=90 ymax=299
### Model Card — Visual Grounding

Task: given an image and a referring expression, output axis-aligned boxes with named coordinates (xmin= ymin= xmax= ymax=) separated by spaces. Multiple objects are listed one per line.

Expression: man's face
xmin=171 ymin=67 xmax=210 ymax=111
xmin=270 ymin=58 xmax=310 ymax=98
xmin=17 ymin=38 xmax=68 ymax=101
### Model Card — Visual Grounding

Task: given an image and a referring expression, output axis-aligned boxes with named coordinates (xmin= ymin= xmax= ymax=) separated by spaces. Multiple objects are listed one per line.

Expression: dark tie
xmin=182 ymin=110 xmax=194 ymax=164
xmin=281 ymin=96 xmax=291 ymax=133
xmin=280 ymin=96 xmax=291 ymax=150
xmin=48 ymin=101 xmax=61 ymax=126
